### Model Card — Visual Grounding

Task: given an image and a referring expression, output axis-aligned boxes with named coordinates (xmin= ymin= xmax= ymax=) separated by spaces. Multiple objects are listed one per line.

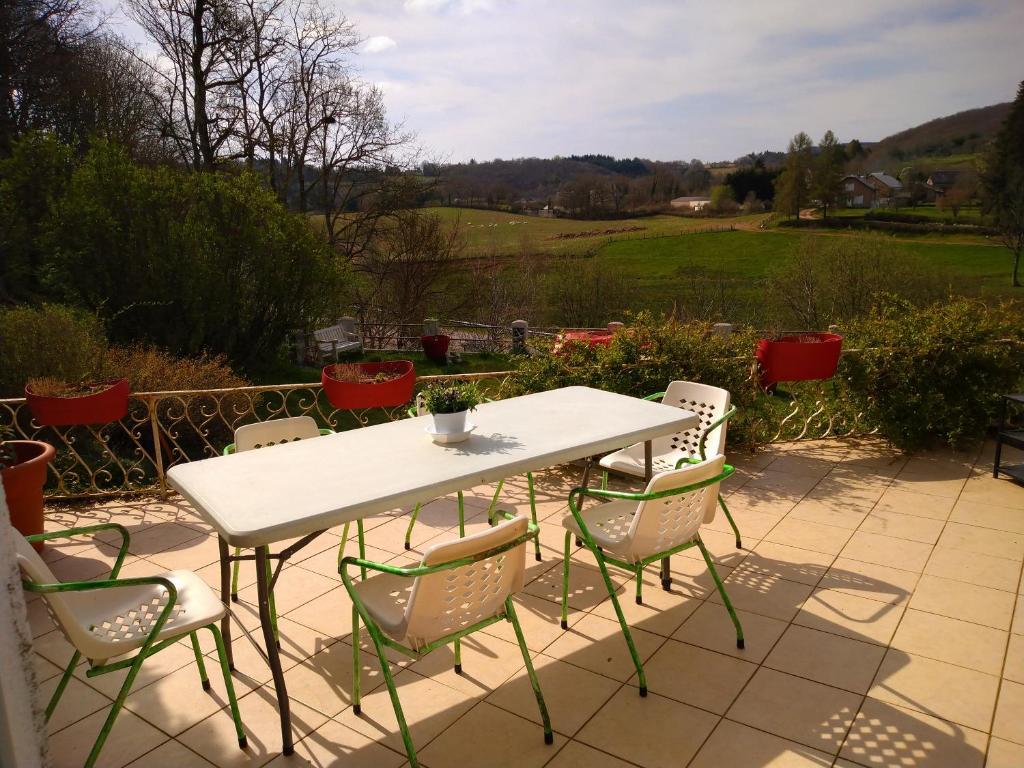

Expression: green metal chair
xmin=403 ymin=396 xmax=542 ymax=560
xmin=17 ymin=524 xmax=246 ymax=768
xmin=342 ymin=512 xmax=552 ymax=768
xmin=561 ymin=455 xmax=744 ymax=696
xmin=599 ymin=380 xmax=742 ymax=550
xmin=223 ymin=416 xmax=359 ymax=644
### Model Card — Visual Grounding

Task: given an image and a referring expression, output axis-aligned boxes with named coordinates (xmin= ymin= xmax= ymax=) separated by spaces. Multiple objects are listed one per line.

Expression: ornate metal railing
xmin=1 ymin=366 xmax=880 ymax=502
xmin=0 ymin=372 xmax=516 ymax=501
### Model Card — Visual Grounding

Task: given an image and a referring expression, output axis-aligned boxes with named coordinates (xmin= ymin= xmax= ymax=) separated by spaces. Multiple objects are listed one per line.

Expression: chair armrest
xmin=698 ymin=406 xmax=737 ymax=461
xmin=643 ymin=391 xmax=666 ymax=402
xmin=26 ymin=524 xmax=131 ymax=579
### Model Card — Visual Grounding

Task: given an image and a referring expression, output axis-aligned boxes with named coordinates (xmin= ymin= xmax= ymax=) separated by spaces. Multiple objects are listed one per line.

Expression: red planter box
xmin=25 ymin=378 xmax=130 ymax=426
xmin=756 ymin=333 xmax=843 ymax=391
xmin=322 ymin=361 xmax=416 ymax=410
xmin=421 ymin=334 xmax=451 ymax=365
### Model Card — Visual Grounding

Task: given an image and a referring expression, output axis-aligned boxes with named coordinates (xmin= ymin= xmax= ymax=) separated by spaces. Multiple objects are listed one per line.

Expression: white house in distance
xmin=671 ymin=195 xmax=712 ymax=211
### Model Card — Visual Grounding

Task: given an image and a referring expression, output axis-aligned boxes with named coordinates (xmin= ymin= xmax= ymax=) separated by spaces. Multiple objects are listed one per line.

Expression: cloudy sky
xmin=107 ymin=0 xmax=1024 ymax=163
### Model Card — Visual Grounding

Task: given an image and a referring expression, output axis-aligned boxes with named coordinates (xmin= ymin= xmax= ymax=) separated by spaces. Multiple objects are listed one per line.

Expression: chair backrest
xmin=233 ymin=416 xmax=322 ymax=452
xmin=625 ymin=455 xmax=726 ymax=560
xmin=656 ymin=381 xmax=731 ymax=460
xmin=402 ymin=516 xmax=528 ymax=648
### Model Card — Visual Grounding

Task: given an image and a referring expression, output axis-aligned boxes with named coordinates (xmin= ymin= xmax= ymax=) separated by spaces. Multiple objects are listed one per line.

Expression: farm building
xmin=841 ymin=172 xmax=905 ymax=208
xmin=670 ymin=195 xmax=712 ymax=210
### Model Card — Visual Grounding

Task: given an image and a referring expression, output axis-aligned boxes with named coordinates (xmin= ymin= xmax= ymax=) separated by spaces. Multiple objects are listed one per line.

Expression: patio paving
xmin=26 ymin=437 xmax=1024 ymax=768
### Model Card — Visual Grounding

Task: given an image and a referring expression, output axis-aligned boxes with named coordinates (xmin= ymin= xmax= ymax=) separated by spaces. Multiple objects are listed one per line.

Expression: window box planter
xmin=421 ymin=334 xmax=451 ymax=365
xmin=25 ymin=378 xmax=131 ymax=426
xmin=1 ymin=440 xmax=56 ymax=550
xmin=756 ymin=333 xmax=843 ymax=391
xmin=321 ymin=360 xmax=416 ymax=410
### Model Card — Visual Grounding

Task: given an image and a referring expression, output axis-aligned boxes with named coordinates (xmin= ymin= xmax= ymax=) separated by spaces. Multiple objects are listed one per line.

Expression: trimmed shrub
xmin=842 ymin=296 xmax=1024 ymax=450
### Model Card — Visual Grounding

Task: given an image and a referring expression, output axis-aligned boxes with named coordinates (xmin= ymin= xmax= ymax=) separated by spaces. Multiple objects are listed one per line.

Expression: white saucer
xmin=425 ymin=423 xmax=477 ymax=444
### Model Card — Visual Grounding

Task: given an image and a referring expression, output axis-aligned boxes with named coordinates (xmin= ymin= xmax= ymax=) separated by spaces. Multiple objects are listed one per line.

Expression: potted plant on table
xmin=25 ymin=377 xmax=131 ymax=426
xmin=321 ymin=360 xmax=416 ymax=410
xmin=422 ymin=381 xmax=483 ymax=439
xmin=0 ymin=428 xmax=56 ymax=549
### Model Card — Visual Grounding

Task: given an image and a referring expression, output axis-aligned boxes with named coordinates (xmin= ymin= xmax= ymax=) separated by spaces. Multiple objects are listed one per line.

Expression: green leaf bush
xmin=841 ymin=295 xmax=1024 ymax=450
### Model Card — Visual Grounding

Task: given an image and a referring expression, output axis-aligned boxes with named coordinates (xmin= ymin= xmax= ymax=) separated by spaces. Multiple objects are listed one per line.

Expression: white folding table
xmin=167 ymin=386 xmax=697 ymax=754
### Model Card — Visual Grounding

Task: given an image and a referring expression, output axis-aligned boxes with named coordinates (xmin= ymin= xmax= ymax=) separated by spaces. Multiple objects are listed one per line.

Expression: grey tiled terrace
xmin=28 ymin=437 xmax=1024 ymax=768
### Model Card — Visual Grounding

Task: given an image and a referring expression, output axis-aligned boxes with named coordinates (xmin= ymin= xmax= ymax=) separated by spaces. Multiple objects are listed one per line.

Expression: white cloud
xmin=363 ymin=35 xmax=397 ymax=53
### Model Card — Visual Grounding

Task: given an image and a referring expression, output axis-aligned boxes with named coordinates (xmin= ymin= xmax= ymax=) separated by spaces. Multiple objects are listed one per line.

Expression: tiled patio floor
xmin=27 ymin=437 xmax=1024 ymax=768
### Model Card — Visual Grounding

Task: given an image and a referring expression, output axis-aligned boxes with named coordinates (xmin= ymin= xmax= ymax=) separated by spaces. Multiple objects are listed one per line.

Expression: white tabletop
xmin=167 ymin=386 xmax=697 ymax=547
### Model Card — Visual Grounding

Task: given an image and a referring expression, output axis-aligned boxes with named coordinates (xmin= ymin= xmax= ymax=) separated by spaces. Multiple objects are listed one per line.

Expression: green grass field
xmin=597 ymin=229 xmax=1015 ymax=319
xmin=831 ymin=205 xmax=985 ymax=221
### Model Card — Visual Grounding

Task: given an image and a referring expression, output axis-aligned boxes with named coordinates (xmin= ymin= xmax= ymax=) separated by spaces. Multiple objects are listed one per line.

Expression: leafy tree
xmin=709 ymin=184 xmax=738 ymax=213
xmin=774 ymin=132 xmax=813 ymax=219
xmin=980 ymin=80 xmax=1024 ymax=287
xmin=725 ymin=165 xmax=779 ymax=204
xmin=811 ymin=129 xmax=845 ymax=218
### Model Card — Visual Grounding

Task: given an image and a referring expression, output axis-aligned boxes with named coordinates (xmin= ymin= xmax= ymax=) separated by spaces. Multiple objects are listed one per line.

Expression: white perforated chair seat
xmin=600 ymin=381 xmax=731 ymax=479
xmin=563 ymin=456 xmax=726 ymax=564
xmin=561 ymin=501 xmax=639 ymax=559
xmin=356 ymin=516 xmax=529 ymax=651
xmin=17 ymin=529 xmax=228 ymax=661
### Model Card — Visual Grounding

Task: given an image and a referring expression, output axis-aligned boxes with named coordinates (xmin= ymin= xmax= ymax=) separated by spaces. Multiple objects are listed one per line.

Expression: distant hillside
xmin=851 ymin=102 xmax=1010 ymax=172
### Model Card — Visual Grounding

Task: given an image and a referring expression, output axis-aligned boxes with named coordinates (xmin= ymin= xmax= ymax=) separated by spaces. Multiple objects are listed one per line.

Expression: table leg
xmin=256 ymin=546 xmax=293 ymax=755
xmin=647 ymin=441 xmax=671 ymax=582
xmin=217 ymin=537 xmax=234 ymax=670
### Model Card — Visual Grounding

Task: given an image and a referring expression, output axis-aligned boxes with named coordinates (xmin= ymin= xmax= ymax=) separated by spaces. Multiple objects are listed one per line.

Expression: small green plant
xmin=422 ymin=381 xmax=483 ymax=414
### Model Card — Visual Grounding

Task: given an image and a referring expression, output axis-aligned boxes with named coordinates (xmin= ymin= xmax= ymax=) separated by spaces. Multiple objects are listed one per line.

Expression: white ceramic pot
xmin=432 ymin=410 xmax=468 ymax=434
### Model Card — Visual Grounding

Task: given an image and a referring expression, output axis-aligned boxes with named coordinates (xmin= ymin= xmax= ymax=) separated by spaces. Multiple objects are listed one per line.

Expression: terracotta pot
xmin=25 ymin=378 xmax=130 ymax=426
xmin=321 ymin=361 xmax=416 ymax=410
xmin=1 ymin=440 xmax=55 ymax=551
xmin=756 ymin=333 xmax=843 ymax=391
xmin=420 ymin=334 xmax=451 ymax=365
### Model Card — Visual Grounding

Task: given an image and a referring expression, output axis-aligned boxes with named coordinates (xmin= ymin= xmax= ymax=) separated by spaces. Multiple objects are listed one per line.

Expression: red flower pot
xmin=25 ymin=378 xmax=130 ymax=426
xmin=1 ymin=440 xmax=55 ymax=550
xmin=421 ymin=334 xmax=451 ymax=365
xmin=756 ymin=333 xmax=843 ymax=391
xmin=322 ymin=361 xmax=416 ymax=410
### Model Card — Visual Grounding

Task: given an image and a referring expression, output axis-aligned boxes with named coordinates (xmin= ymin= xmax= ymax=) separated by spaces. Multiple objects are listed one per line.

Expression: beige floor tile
xmin=839 ymin=698 xmax=986 ymax=768
xmin=993 ymin=679 xmax=1024 ymax=746
xmin=909 ymin=574 xmax=1016 ymax=629
xmin=48 ymin=548 xmax=120 ymax=582
xmin=795 ymin=589 xmax=905 ymax=646
xmin=292 ymin=541 xmax=389 ymax=580
xmin=786 ymin=498 xmax=870 ymax=530
xmin=743 ymin=541 xmax=835 ymax=586
xmin=658 ymin=553 xmax=737 ymax=599
xmin=727 ymin=667 xmax=860 ymax=755
xmin=180 ymin=685 xmax=328 ymax=768
xmin=673 ymin=602 xmax=787 ymax=664
xmin=924 ymin=547 xmax=1022 ymax=592
xmin=763 ymin=453 xmax=839 ymax=479
xmin=42 ymin=676 xmax=111 ymax=733
xmin=708 ymin=568 xmax=814 ymax=622
xmin=818 ymin=558 xmax=920 ymax=606
xmin=147 ymin=533 xmax=223 ymax=572
xmin=887 ymin=476 xmax=968 ymax=500
xmin=1003 ymin=633 xmax=1024 ymax=684
xmin=764 ymin=517 xmax=854 ymax=556
xmin=123 ymin=740 xmax=217 ymax=767
xmin=523 ymin=559 xmax=625 ymax=612
xmin=543 ymin=612 xmax=664 ymax=682
xmin=898 ymin=452 xmax=974 ymax=480
xmin=637 ymin=638 xmax=756 ymax=714
xmin=279 ymin=640 xmax=390 ymax=718
xmin=959 ymin=474 xmax=1024 ymax=510
xmin=236 ymin=568 xmax=340 ymax=617
xmin=125 ymin=521 xmax=208 ymax=557
xmin=543 ymin=740 xmax=636 ymax=768
xmin=765 ymin=625 xmax=885 ymax=694
xmin=48 ymin=708 xmax=169 ymax=768
xmin=408 ymin=633 xmax=526 ymax=696
xmin=124 ymin=661 xmax=246 ymax=736
xmin=873 ymin=487 xmax=956 ymax=521
xmin=859 ymin=510 xmax=946 ymax=545
xmin=481 ymin=592 xmax=584 ymax=652
xmin=34 ymin=653 xmax=63 ymax=683
xmin=486 ymin=653 xmax=619 ymax=736
xmin=937 ymin=523 xmax=1024 ymax=562
xmin=705 ymin=506 xmax=784 ymax=540
xmin=808 ymin=477 xmax=888 ymax=508
xmin=283 ymin=585 xmax=354 ymax=640
xmin=744 ymin=470 xmax=823 ymax=497
xmin=76 ymin=638 xmax=200 ymax=699
xmin=679 ymin=528 xmax=757 ymax=567
xmin=951 ymin=500 xmax=1024 ymax=535
xmin=839 ymin=531 xmax=933 ymax=573
xmin=986 ymin=737 xmax=1024 ymax=768
xmin=265 ymin=718 xmax=405 ymax=768
xmin=589 ymin=569 xmax=704 ymax=638
xmin=333 ymin=670 xmax=479 ymax=755
xmin=576 ymin=687 xmax=718 ymax=768
xmin=724 ymin=487 xmax=800 ymax=518
xmin=891 ymin=610 xmax=1007 ymax=675
xmin=868 ymin=650 xmax=998 ymax=732
xmin=419 ymin=701 xmax=564 ymax=768
xmin=689 ymin=718 xmax=833 ymax=768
